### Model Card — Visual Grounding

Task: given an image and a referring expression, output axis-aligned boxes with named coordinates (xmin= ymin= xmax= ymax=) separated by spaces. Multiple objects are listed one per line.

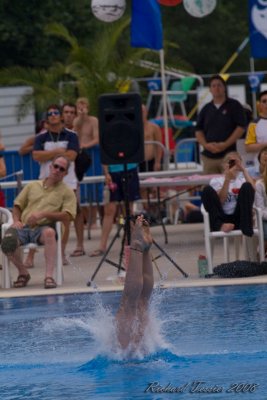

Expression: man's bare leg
xmin=99 ymin=202 xmax=117 ymax=251
xmin=71 ymin=210 xmax=85 ymax=255
xmin=24 ymin=248 xmax=36 ymax=268
xmin=39 ymin=227 xmax=57 ymax=278
xmin=61 ymin=220 xmax=71 ymax=264
xmin=8 ymin=247 xmax=29 ymax=277
xmin=88 ymin=205 xmax=98 ymax=228
xmin=90 ymin=202 xmax=117 ymax=255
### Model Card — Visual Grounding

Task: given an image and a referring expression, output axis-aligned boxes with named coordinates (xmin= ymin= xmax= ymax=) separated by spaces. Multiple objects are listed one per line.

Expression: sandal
xmin=44 ymin=277 xmax=57 ymax=289
xmin=89 ymin=249 xmax=105 ymax=257
xmin=70 ymin=249 xmax=85 ymax=257
xmin=13 ymin=274 xmax=31 ymax=288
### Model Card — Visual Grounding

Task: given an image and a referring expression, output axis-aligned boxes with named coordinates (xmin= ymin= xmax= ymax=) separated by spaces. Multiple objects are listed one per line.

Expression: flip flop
xmin=13 ymin=274 xmax=31 ymax=288
xmin=89 ymin=249 xmax=105 ymax=257
xmin=70 ymin=249 xmax=86 ymax=257
xmin=44 ymin=277 xmax=57 ymax=289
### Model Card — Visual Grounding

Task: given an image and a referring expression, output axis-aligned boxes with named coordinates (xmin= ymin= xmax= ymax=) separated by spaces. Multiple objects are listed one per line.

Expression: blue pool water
xmin=1 ymin=285 xmax=267 ymax=399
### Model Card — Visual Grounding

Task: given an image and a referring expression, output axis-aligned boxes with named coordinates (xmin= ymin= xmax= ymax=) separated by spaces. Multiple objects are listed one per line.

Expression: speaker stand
xmin=87 ymin=220 xmax=188 ymax=286
xmin=152 ymin=239 xmax=188 ymax=278
xmin=87 ymin=165 xmax=189 ymax=287
xmin=87 ymin=218 xmax=126 ymax=286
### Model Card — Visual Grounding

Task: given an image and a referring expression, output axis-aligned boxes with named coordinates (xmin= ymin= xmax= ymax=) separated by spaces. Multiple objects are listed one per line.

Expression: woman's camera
xmin=228 ymin=159 xmax=236 ymax=168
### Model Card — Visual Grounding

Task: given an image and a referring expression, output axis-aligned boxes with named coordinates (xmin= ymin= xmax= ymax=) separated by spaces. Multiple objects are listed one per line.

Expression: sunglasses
xmin=52 ymin=163 xmax=66 ymax=173
xmin=47 ymin=110 xmax=60 ymax=117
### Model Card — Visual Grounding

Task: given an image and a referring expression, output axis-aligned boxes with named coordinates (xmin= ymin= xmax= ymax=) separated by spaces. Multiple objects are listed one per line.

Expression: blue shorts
xmin=16 ymin=225 xmax=56 ymax=246
xmin=109 ymin=168 xmax=140 ymax=203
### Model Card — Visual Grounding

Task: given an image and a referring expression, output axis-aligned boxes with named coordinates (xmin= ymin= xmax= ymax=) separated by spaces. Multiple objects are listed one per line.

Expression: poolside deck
xmin=1 ymin=222 xmax=267 ymax=298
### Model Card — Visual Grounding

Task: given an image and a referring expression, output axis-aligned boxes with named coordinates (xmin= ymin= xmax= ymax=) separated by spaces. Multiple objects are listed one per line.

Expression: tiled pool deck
xmin=1 ymin=222 xmax=267 ymax=298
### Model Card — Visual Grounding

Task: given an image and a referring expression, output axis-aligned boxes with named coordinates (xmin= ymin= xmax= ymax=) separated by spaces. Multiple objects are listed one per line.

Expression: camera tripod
xmin=87 ymin=165 xmax=188 ymax=287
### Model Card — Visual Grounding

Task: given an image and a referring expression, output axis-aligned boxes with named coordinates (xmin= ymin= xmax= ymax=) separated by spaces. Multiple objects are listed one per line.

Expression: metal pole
xmin=159 ymin=49 xmax=170 ymax=157
xmin=250 ymin=57 xmax=258 ymax=119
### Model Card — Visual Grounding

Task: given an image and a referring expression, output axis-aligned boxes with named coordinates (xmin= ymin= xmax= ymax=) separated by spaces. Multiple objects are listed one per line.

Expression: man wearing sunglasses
xmin=1 ymin=156 xmax=77 ymax=289
xmin=32 ymin=104 xmax=79 ymax=262
xmin=245 ymin=91 xmax=267 ymax=167
xmin=33 ymin=104 xmax=79 ymax=188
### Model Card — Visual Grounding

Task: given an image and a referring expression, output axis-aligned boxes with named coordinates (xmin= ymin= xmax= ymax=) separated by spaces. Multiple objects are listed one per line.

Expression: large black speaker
xmin=99 ymin=92 xmax=144 ymax=165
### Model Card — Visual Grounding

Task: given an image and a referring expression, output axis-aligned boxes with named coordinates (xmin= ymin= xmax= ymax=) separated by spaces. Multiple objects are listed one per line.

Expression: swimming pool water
xmin=1 ymin=285 xmax=267 ymax=399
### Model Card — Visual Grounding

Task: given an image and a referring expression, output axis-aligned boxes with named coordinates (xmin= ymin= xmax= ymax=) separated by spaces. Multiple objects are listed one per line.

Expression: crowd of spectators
xmin=1 ymin=80 xmax=267 ymax=288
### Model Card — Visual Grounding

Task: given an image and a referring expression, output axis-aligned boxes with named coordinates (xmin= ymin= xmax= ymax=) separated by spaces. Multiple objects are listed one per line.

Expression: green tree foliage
xmin=0 ymin=18 xmax=153 ymax=116
xmin=0 ymin=0 xmax=95 ymax=68
xmin=161 ymin=0 xmax=250 ymax=74
xmin=0 ymin=0 xmax=266 ymax=118
xmin=0 ymin=0 xmax=258 ymax=73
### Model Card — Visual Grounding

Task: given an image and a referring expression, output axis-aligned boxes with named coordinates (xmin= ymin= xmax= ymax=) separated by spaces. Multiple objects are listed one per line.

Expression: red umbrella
xmin=158 ymin=0 xmax=183 ymax=6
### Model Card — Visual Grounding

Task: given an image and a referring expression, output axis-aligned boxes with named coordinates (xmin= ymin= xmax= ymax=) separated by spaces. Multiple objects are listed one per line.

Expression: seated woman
xmin=115 ymin=215 xmax=154 ymax=351
xmin=201 ymin=152 xmax=255 ymax=236
xmin=247 ymin=146 xmax=267 ymax=181
xmin=254 ymin=165 xmax=267 ymax=255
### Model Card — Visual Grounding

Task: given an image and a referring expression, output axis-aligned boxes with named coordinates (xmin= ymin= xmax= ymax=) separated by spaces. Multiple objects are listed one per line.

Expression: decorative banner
xmin=183 ymin=0 xmax=217 ymax=18
xmin=248 ymin=73 xmax=265 ymax=92
xmin=91 ymin=0 xmax=126 ymax=23
xmin=158 ymin=0 xmax=183 ymax=5
xmin=116 ymin=79 xmax=131 ymax=93
xmin=147 ymin=79 xmax=162 ymax=91
xmin=131 ymin=0 xmax=163 ymax=50
xmin=249 ymin=0 xmax=267 ymax=58
xmin=220 ymin=73 xmax=230 ymax=82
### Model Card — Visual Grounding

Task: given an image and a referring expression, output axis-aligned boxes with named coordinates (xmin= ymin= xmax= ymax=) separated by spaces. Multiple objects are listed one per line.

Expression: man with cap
xmin=1 ymin=156 xmax=77 ymax=289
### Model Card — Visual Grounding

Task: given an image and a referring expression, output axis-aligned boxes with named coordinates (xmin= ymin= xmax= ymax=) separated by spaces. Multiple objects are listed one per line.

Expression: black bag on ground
xmin=213 ymin=260 xmax=267 ymax=278
xmin=75 ymin=149 xmax=92 ymax=181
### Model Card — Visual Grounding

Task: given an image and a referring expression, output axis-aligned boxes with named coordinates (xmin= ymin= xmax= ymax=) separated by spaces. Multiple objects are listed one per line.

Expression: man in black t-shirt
xmin=195 ymin=75 xmax=246 ymax=174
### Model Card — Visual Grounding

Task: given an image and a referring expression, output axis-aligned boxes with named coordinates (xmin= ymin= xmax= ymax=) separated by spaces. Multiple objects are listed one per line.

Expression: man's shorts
xmin=109 ymin=168 xmax=140 ymax=203
xmin=16 ymin=225 xmax=56 ymax=246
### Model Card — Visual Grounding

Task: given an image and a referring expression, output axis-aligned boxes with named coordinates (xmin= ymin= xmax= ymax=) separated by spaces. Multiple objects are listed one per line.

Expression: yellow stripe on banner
xmin=116 ymin=80 xmax=131 ymax=93
xmin=220 ymin=73 xmax=230 ymax=82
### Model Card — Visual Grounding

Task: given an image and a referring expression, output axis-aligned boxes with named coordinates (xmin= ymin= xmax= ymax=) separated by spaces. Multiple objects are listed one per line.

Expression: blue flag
xmin=131 ymin=0 xmax=163 ymax=50
xmin=248 ymin=73 xmax=265 ymax=92
xmin=249 ymin=0 xmax=267 ymax=58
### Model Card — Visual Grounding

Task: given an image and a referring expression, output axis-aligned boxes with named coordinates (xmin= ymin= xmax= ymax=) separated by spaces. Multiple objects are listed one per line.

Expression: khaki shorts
xmin=201 ymin=155 xmax=224 ymax=174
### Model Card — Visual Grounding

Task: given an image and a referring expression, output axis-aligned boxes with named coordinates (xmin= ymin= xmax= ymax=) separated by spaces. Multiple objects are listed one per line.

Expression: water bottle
xmin=103 ymin=185 xmax=110 ymax=205
xmin=198 ymin=255 xmax=208 ymax=277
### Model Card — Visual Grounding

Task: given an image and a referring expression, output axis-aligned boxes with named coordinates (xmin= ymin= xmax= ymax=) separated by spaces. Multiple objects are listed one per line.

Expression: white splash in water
xmin=41 ymin=291 xmax=170 ymax=361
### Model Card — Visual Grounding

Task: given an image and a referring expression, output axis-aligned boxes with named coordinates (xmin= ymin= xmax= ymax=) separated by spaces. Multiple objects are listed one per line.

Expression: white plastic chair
xmin=201 ymin=204 xmax=265 ymax=274
xmin=0 ymin=207 xmax=63 ymax=289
